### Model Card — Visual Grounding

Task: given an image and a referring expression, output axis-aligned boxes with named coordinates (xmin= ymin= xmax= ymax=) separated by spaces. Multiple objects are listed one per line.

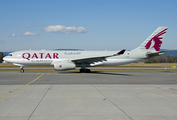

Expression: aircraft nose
xmin=3 ymin=56 xmax=7 ymax=61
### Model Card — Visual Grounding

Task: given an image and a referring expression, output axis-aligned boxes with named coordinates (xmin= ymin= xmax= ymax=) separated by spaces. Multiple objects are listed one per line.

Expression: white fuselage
xmin=3 ymin=50 xmax=147 ymax=67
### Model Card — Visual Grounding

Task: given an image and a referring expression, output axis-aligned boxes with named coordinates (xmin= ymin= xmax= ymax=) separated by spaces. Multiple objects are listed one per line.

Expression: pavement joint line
xmin=91 ymin=85 xmax=134 ymax=120
xmin=28 ymin=85 xmax=52 ymax=120
xmin=0 ymin=73 xmax=44 ymax=100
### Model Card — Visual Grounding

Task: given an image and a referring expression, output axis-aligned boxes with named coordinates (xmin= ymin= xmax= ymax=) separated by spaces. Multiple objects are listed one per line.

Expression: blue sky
xmin=0 ymin=0 xmax=177 ymax=51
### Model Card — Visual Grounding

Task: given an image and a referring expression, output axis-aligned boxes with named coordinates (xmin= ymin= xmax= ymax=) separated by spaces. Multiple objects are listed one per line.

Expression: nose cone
xmin=3 ymin=56 xmax=8 ymax=62
xmin=3 ymin=56 xmax=6 ymax=61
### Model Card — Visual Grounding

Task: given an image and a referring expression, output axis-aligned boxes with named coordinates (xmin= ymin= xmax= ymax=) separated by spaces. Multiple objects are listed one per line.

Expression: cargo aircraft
xmin=3 ymin=27 xmax=170 ymax=73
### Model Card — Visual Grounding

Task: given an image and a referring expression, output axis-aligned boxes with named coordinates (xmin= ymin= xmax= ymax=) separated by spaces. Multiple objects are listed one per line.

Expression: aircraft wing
xmin=71 ymin=49 xmax=126 ymax=64
xmin=146 ymin=50 xmax=172 ymax=58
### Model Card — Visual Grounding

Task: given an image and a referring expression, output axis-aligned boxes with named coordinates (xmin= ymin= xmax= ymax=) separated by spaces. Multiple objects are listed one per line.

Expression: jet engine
xmin=54 ymin=61 xmax=76 ymax=70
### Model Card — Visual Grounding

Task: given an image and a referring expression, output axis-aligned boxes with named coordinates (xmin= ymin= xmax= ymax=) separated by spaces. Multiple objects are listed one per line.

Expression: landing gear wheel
xmin=80 ymin=69 xmax=85 ymax=73
xmin=86 ymin=69 xmax=91 ymax=73
xmin=20 ymin=66 xmax=24 ymax=73
xmin=20 ymin=69 xmax=24 ymax=73
xmin=79 ymin=68 xmax=91 ymax=73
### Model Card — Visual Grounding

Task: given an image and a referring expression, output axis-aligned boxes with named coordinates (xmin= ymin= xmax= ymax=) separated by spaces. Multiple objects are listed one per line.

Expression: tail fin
xmin=132 ymin=27 xmax=168 ymax=52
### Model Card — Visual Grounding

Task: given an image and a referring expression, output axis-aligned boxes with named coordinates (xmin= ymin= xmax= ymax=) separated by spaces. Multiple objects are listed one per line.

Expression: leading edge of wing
xmin=71 ymin=49 xmax=126 ymax=64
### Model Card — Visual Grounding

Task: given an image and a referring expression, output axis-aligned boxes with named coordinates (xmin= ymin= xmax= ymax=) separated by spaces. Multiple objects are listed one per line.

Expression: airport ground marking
xmin=112 ymin=115 xmax=161 ymax=120
xmin=161 ymin=73 xmax=177 ymax=75
xmin=126 ymin=81 xmax=177 ymax=95
xmin=0 ymin=73 xmax=44 ymax=100
xmin=29 ymin=73 xmax=56 ymax=75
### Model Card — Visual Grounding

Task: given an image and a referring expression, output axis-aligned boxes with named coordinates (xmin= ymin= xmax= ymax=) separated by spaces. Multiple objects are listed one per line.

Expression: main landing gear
xmin=20 ymin=67 xmax=24 ymax=73
xmin=79 ymin=68 xmax=91 ymax=73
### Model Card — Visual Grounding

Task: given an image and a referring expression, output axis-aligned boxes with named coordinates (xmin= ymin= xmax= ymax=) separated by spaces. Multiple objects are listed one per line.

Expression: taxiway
xmin=0 ymin=71 xmax=177 ymax=120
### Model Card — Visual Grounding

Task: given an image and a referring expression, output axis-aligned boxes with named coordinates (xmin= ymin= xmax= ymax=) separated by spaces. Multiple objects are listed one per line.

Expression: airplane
xmin=3 ymin=27 xmax=170 ymax=73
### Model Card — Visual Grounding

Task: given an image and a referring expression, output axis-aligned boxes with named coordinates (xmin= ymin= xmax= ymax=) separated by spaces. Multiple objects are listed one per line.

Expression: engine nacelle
xmin=54 ymin=61 xmax=76 ymax=70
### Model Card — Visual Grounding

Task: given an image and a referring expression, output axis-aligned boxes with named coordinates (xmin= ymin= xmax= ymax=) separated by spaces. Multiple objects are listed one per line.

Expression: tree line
xmin=0 ymin=52 xmax=3 ymax=63
xmin=145 ymin=55 xmax=177 ymax=63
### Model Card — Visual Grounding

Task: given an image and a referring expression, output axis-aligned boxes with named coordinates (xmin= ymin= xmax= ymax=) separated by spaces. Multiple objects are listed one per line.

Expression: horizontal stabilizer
xmin=146 ymin=50 xmax=172 ymax=58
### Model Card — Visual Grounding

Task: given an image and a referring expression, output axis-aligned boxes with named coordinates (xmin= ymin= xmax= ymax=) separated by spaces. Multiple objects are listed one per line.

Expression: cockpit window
xmin=8 ymin=54 xmax=12 ymax=56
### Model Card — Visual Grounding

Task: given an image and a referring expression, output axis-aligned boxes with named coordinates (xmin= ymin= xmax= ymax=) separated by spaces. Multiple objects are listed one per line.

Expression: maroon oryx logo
xmin=145 ymin=28 xmax=167 ymax=51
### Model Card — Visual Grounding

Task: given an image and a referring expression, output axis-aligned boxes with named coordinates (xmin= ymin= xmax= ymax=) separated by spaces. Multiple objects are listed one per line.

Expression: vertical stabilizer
xmin=132 ymin=27 xmax=168 ymax=52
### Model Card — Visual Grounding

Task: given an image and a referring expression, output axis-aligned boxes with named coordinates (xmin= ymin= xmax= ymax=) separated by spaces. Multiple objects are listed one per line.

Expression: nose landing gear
xmin=20 ymin=67 xmax=24 ymax=73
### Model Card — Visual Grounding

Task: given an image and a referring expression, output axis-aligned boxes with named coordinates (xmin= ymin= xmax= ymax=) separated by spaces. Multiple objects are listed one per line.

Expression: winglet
xmin=117 ymin=49 xmax=126 ymax=55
